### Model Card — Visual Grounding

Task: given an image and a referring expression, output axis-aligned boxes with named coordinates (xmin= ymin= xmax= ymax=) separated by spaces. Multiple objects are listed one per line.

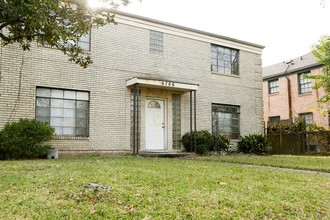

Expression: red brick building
xmin=263 ymin=52 xmax=330 ymax=128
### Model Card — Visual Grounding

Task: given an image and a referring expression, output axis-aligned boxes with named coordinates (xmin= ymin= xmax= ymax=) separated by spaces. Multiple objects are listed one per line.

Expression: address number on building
xmin=162 ymin=81 xmax=175 ymax=86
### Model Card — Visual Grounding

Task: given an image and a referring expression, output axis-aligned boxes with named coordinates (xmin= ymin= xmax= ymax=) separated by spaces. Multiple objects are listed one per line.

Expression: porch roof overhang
xmin=126 ymin=78 xmax=199 ymax=92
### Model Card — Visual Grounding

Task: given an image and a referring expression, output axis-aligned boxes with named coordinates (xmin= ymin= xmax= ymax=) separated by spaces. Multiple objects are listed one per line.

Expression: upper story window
xmin=38 ymin=30 xmax=91 ymax=52
xmin=36 ymin=87 xmax=89 ymax=137
xmin=269 ymin=79 xmax=279 ymax=94
xmin=149 ymin=30 xmax=164 ymax=56
xmin=212 ymin=104 xmax=240 ymax=139
xmin=77 ymin=30 xmax=91 ymax=51
xmin=298 ymin=72 xmax=312 ymax=94
xmin=211 ymin=45 xmax=239 ymax=75
xmin=299 ymin=112 xmax=313 ymax=125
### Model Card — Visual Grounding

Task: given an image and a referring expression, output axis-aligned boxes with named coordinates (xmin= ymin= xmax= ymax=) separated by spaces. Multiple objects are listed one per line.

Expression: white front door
xmin=145 ymin=99 xmax=165 ymax=150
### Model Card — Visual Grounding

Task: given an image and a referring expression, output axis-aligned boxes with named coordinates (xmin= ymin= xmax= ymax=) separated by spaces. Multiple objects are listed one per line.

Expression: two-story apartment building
xmin=263 ymin=52 xmax=329 ymax=128
xmin=0 ymin=11 xmax=264 ymax=156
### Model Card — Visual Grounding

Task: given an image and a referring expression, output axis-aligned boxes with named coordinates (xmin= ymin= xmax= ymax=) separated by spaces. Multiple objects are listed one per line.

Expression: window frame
xmin=269 ymin=116 xmax=280 ymax=122
xmin=77 ymin=29 xmax=91 ymax=52
xmin=299 ymin=112 xmax=313 ymax=125
xmin=149 ymin=30 xmax=164 ymax=56
xmin=212 ymin=103 xmax=240 ymax=139
xmin=211 ymin=44 xmax=239 ymax=76
xmin=268 ymin=79 xmax=279 ymax=94
xmin=298 ymin=72 xmax=312 ymax=94
xmin=35 ymin=87 xmax=90 ymax=137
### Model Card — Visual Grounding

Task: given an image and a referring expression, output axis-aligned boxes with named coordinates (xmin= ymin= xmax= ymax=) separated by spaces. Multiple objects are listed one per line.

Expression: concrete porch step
xmin=138 ymin=151 xmax=194 ymax=158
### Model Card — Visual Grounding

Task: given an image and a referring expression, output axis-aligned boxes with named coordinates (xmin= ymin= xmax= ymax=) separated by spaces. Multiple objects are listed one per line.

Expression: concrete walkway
xmin=223 ymin=162 xmax=330 ymax=177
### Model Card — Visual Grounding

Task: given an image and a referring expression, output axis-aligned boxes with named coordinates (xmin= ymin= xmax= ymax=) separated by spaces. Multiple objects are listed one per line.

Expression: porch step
xmin=138 ymin=152 xmax=194 ymax=158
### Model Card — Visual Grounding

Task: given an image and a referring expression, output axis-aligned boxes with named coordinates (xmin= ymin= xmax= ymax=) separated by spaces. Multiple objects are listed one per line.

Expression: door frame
xmin=145 ymin=97 xmax=167 ymax=151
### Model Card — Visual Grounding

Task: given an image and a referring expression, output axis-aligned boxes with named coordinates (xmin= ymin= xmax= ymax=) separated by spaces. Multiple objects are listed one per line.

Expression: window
xmin=149 ymin=30 xmax=164 ymax=55
xmin=298 ymin=72 xmax=312 ymax=94
xmin=211 ymin=45 xmax=239 ymax=75
xmin=38 ymin=30 xmax=91 ymax=51
xmin=172 ymin=94 xmax=181 ymax=149
xmin=299 ymin=112 xmax=313 ymax=125
xmin=36 ymin=88 xmax=89 ymax=136
xmin=269 ymin=116 xmax=280 ymax=121
xmin=269 ymin=79 xmax=279 ymax=94
xmin=212 ymin=104 xmax=240 ymax=139
xmin=77 ymin=30 xmax=91 ymax=51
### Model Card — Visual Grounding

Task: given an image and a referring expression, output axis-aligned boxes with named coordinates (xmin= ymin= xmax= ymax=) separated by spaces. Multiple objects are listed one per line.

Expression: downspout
xmin=283 ymin=60 xmax=294 ymax=120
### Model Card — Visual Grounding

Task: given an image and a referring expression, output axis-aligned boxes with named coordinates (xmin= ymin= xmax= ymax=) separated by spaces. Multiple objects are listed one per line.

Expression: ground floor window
xmin=269 ymin=116 xmax=280 ymax=121
xmin=35 ymin=87 xmax=89 ymax=136
xmin=299 ymin=112 xmax=313 ymax=125
xmin=212 ymin=104 xmax=240 ymax=139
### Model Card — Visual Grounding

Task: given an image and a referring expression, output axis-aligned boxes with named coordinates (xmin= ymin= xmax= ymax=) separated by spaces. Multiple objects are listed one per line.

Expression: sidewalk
xmin=223 ymin=162 xmax=330 ymax=177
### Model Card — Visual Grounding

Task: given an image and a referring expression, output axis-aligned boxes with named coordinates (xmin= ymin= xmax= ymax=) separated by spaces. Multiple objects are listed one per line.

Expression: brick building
xmin=263 ymin=52 xmax=329 ymax=128
xmin=0 ymin=11 xmax=264 ymax=156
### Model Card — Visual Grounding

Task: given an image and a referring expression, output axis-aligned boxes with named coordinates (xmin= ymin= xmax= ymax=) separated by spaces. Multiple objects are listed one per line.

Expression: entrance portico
xmin=126 ymin=78 xmax=199 ymax=154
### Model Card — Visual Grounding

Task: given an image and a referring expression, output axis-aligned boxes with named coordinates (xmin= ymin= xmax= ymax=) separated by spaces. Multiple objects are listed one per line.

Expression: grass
xmin=0 ymin=155 xmax=329 ymax=219
xmin=203 ymin=154 xmax=330 ymax=173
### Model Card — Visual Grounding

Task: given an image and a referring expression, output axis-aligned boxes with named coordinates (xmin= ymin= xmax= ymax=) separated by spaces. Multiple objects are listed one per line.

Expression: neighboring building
xmin=0 ymin=11 xmax=264 ymax=156
xmin=263 ymin=52 xmax=329 ymax=128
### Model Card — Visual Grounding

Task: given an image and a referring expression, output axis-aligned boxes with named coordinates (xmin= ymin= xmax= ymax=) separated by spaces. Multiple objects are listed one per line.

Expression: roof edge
xmin=114 ymin=10 xmax=265 ymax=49
xmin=263 ymin=63 xmax=323 ymax=80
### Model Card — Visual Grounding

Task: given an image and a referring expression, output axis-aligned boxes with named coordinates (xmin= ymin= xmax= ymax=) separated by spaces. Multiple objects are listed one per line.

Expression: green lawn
xmin=1 ymin=156 xmax=329 ymax=219
xmin=202 ymin=154 xmax=330 ymax=173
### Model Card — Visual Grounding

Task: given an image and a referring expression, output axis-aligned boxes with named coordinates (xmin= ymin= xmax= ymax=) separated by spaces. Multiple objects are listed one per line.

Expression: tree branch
xmin=0 ymin=18 xmax=23 ymax=30
xmin=0 ymin=32 xmax=10 ymax=41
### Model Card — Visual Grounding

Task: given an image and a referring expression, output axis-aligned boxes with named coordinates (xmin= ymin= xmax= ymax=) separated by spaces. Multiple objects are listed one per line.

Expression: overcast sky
xmin=119 ymin=0 xmax=330 ymax=67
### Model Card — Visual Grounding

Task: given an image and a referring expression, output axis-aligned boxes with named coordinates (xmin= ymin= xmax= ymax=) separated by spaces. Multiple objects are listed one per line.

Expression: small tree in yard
xmin=0 ymin=118 xmax=54 ymax=160
xmin=0 ymin=0 xmax=133 ymax=68
xmin=305 ymin=36 xmax=330 ymax=104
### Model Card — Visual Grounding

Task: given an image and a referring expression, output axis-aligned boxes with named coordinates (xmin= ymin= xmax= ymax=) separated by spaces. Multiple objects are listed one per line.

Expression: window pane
xmin=77 ymin=109 xmax=88 ymax=118
xmin=54 ymin=127 xmax=63 ymax=135
xmin=76 ymin=128 xmax=88 ymax=136
xmin=79 ymin=33 xmax=90 ymax=42
xmin=50 ymin=117 xmax=63 ymax=126
xmin=64 ymin=100 xmax=75 ymax=109
xmin=64 ymin=90 xmax=76 ymax=99
xmin=36 ymin=98 xmax=50 ymax=107
xmin=63 ymin=108 xmax=75 ymax=117
xmin=77 ymin=118 xmax=88 ymax=127
xmin=63 ymin=127 xmax=75 ymax=136
xmin=77 ymin=101 xmax=88 ymax=109
xmin=77 ymin=92 xmax=89 ymax=101
xmin=78 ymin=41 xmax=90 ymax=51
xmin=51 ymin=99 xmax=64 ymax=108
xmin=36 ymin=116 xmax=49 ymax=124
xmin=51 ymin=108 xmax=64 ymax=117
xmin=37 ymin=88 xmax=50 ymax=97
xmin=51 ymin=89 xmax=63 ymax=98
xmin=36 ymin=107 xmax=50 ymax=117
xmin=63 ymin=117 xmax=75 ymax=127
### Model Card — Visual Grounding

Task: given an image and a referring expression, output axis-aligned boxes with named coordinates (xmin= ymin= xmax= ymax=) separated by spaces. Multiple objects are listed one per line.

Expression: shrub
xmin=195 ymin=144 xmax=209 ymax=155
xmin=0 ymin=118 xmax=54 ymax=160
xmin=181 ymin=130 xmax=213 ymax=154
xmin=237 ymin=134 xmax=270 ymax=155
xmin=213 ymin=134 xmax=230 ymax=153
